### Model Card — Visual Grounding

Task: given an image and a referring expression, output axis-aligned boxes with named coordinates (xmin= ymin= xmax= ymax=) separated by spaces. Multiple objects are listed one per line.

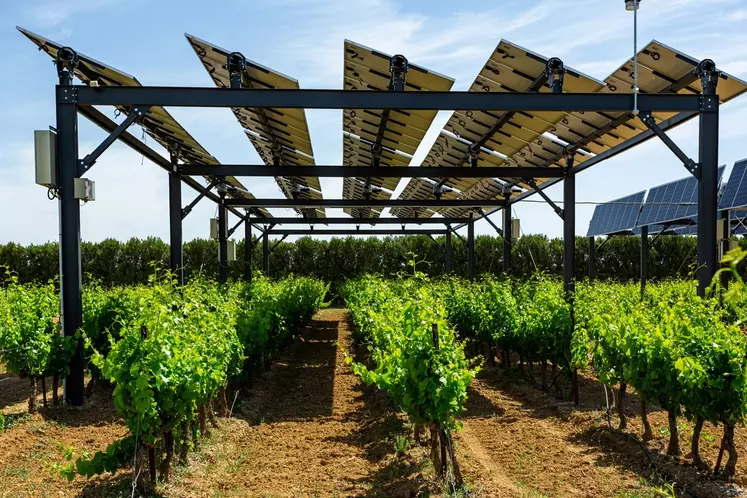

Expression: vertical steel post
xmin=168 ymin=156 xmax=183 ymax=285
xmin=640 ymin=225 xmax=649 ymax=296
xmin=244 ymin=216 xmax=252 ymax=283
xmin=563 ymin=164 xmax=576 ymax=298
xmin=467 ymin=215 xmax=475 ymax=280
xmin=263 ymin=231 xmax=270 ymax=275
xmin=56 ymin=48 xmax=84 ymax=406
xmin=588 ymin=236 xmax=595 ymax=280
xmin=218 ymin=194 xmax=228 ymax=283
xmin=696 ymin=60 xmax=719 ymax=297
xmin=502 ymin=206 xmax=512 ymax=274
xmin=445 ymin=228 xmax=452 ymax=273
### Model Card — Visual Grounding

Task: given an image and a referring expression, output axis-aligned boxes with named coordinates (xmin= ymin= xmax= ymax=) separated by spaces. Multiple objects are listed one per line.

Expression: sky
xmin=1 ymin=0 xmax=747 ymax=245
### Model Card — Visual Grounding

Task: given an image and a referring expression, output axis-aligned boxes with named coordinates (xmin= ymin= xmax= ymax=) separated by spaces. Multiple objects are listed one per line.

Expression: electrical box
xmin=73 ymin=178 xmax=95 ymax=201
xmin=512 ymin=218 xmax=520 ymax=240
xmin=717 ymin=221 xmax=725 ymax=240
xmin=210 ymin=218 xmax=219 ymax=240
xmin=34 ymin=130 xmax=57 ymax=187
xmin=227 ymin=240 xmax=237 ymax=262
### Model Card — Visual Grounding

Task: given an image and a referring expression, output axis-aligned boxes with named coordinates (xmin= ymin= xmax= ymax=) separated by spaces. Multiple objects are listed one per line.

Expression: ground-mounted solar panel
xmin=637 ymin=166 xmax=725 ymax=227
xmin=18 ymin=27 xmax=271 ymax=218
xmin=586 ymin=191 xmax=645 ymax=237
xmin=719 ymin=159 xmax=747 ymax=211
xmin=186 ymin=33 xmax=322 ymax=218
xmin=342 ymin=40 xmax=454 ymax=218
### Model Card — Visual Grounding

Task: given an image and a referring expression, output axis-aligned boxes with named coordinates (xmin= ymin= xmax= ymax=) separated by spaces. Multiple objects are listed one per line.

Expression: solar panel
xmin=186 ymin=33 xmax=323 ymax=219
xmin=18 ymin=27 xmax=271 ymax=218
xmin=390 ymin=178 xmax=460 ymax=219
xmin=637 ymin=166 xmax=725 ymax=227
xmin=342 ymin=40 xmax=454 ymax=218
xmin=586 ymin=191 xmax=645 ymax=237
xmin=719 ymin=159 xmax=747 ymax=211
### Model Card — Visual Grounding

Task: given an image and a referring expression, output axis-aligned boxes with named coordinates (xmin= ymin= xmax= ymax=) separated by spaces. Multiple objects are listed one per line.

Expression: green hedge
xmin=0 ymin=233 xmax=719 ymax=287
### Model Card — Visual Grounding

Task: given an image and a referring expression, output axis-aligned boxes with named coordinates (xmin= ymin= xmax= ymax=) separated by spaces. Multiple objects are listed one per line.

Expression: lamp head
xmin=625 ymin=0 xmax=640 ymax=11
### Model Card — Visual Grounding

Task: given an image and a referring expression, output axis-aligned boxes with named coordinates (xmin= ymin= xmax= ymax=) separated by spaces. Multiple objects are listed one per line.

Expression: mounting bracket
xmin=78 ymin=106 xmax=150 ymax=174
xmin=639 ymin=112 xmax=700 ymax=179
xmin=527 ymin=179 xmax=563 ymax=219
xmin=181 ymin=179 xmax=218 ymax=219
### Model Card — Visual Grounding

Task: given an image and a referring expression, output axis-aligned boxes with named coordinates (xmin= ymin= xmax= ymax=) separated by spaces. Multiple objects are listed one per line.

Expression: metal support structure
xmin=478 ymin=208 xmax=503 ymax=237
xmin=262 ymin=231 xmax=270 ymax=276
xmin=225 ymin=198 xmax=506 ymax=208
xmin=79 ymin=105 xmax=150 ymax=173
xmin=640 ymin=225 xmax=649 ymax=295
xmin=502 ymin=207 xmax=512 ymax=274
xmin=266 ymin=229 xmax=449 ymax=236
xmin=248 ymin=216 xmax=469 ymax=225
xmin=218 ymin=190 xmax=228 ymax=284
xmin=639 ymin=112 xmax=699 ymax=178
xmin=182 ymin=180 xmax=218 ymax=219
xmin=445 ymin=229 xmax=453 ymax=273
xmin=527 ymin=179 xmax=563 ymax=218
xmin=271 ymin=234 xmax=290 ymax=250
xmin=446 ymin=224 xmax=467 ymax=244
xmin=244 ymin=218 xmax=252 ymax=283
xmin=168 ymin=153 xmax=184 ymax=285
xmin=56 ymin=47 xmax=85 ymax=406
xmin=179 ymin=164 xmax=564 ymax=179
xmin=588 ymin=236 xmax=595 ymax=280
xmin=467 ymin=214 xmax=475 ymax=280
xmin=563 ymin=156 xmax=576 ymax=298
xmin=370 ymin=54 xmax=408 ymax=167
xmin=696 ymin=60 xmax=720 ymax=297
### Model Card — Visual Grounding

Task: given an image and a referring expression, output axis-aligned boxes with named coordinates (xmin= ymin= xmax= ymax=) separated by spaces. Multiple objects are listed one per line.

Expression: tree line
xmin=0 ymin=233 xmax=717 ymax=288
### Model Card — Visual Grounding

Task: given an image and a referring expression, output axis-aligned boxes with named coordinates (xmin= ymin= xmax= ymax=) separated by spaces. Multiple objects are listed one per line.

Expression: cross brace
xmin=639 ymin=112 xmax=699 ymax=178
xmin=79 ymin=105 xmax=150 ymax=173
xmin=527 ymin=179 xmax=563 ymax=218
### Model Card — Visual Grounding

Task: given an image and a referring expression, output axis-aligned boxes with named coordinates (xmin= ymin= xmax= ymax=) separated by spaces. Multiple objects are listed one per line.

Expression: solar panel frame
xmin=586 ymin=191 xmax=645 ymax=237
xmin=719 ymin=159 xmax=747 ymax=210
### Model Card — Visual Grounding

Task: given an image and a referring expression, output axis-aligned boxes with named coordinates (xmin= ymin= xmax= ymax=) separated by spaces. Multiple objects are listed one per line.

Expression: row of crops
xmin=0 ymin=271 xmax=327 ymax=491
xmin=343 ymin=251 xmax=747 ymax=484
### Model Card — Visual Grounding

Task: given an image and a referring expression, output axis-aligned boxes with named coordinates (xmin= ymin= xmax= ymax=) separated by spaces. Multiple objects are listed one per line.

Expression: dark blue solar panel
xmin=586 ymin=191 xmax=645 ymax=237
xmin=637 ymin=166 xmax=725 ymax=227
xmin=719 ymin=159 xmax=747 ymax=210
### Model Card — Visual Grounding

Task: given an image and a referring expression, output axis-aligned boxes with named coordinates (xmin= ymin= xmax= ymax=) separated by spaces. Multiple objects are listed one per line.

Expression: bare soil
xmin=0 ymin=309 xmax=744 ymax=497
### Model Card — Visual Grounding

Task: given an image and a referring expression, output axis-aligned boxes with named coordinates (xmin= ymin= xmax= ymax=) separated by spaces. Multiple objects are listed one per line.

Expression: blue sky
xmin=1 ymin=0 xmax=747 ymax=245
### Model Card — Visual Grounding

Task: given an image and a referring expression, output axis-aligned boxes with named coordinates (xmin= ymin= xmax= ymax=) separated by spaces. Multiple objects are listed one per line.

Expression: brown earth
xmin=0 ymin=309 xmax=744 ymax=497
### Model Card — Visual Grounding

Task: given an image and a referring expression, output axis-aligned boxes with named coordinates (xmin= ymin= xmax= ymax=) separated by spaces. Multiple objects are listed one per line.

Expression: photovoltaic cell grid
xmin=18 ymin=27 xmax=272 ymax=218
xmin=185 ymin=34 xmax=325 ymax=219
xmin=637 ymin=166 xmax=725 ymax=227
xmin=719 ymin=159 xmax=747 ymax=210
xmin=586 ymin=191 xmax=645 ymax=237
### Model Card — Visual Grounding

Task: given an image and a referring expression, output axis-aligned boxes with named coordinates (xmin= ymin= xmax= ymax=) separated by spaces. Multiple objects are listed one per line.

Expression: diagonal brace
xmin=526 ymin=179 xmax=563 ymax=218
xmin=79 ymin=105 xmax=150 ymax=173
xmin=445 ymin=224 xmax=466 ymax=244
xmin=182 ymin=179 xmax=218 ymax=219
xmin=271 ymin=234 xmax=289 ymax=251
xmin=477 ymin=208 xmax=504 ymax=238
xmin=639 ymin=112 xmax=699 ymax=178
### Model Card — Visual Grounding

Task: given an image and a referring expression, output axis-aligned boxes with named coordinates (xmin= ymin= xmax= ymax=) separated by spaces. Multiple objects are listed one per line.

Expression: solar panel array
xmin=185 ymin=34 xmax=324 ymax=219
xmin=18 ymin=27 xmax=271 ymax=218
xmin=586 ymin=191 xmax=646 ymax=237
xmin=719 ymin=160 xmax=747 ymax=210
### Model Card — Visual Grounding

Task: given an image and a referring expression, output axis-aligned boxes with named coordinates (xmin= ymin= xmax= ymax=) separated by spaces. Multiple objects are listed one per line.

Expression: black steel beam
xmin=266 ymin=229 xmax=449 ymax=236
xmin=639 ymin=112 xmax=699 ymax=178
xmin=445 ymin=230 xmax=453 ymax=273
xmin=244 ymin=219 xmax=252 ymax=283
xmin=271 ymin=234 xmax=290 ymax=250
xmin=588 ymin=236 xmax=595 ymax=280
xmin=69 ymin=86 xmax=703 ymax=113
xmin=467 ymin=216 xmax=475 ymax=280
xmin=446 ymin=224 xmax=467 ymax=244
xmin=179 ymin=164 xmax=565 ymax=179
xmin=527 ymin=179 xmax=563 ymax=218
xmin=640 ymin=226 xmax=649 ymax=295
xmin=56 ymin=78 xmax=85 ymax=406
xmin=247 ymin=216 xmax=467 ymax=225
xmin=218 ymin=199 xmax=228 ymax=284
xmin=182 ymin=180 xmax=218 ymax=219
xmin=478 ymin=208 xmax=503 ymax=237
xmin=79 ymin=105 xmax=149 ymax=173
xmin=262 ymin=231 xmax=269 ymax=275
xmin=168 ymin=170 xmax=184 ymax=285
xmin=563 ymin=171 xmax=575 ymax=298
xmin=225 ymin=199 xmax=506 ymax=208
xmin=502 ymin=207 xmax=512 ymax=274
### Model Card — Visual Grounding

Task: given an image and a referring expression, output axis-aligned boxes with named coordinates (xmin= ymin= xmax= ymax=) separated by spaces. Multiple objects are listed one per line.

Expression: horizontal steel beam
xmin=267 ymin=229 xmax=449 ymax=236
xmin=226 ymin=199 xmax=504 ymax=208
xmin=179 ymin=164 xmax=564 ymax=178
xmin=249 ymin=217 xmax=467 ymax=225
xmin=67 ymin=86 xmax=704 ymax=112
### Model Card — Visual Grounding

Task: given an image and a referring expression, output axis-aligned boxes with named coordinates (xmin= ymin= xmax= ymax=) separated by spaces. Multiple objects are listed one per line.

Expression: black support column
xmin=502 ymin=207 xmax=512 ymax=274
xmin=262 ymin=231 xmax=270 ymax=276
xmin=640 ymin=226 xmax=649 ymax=296
xmin=467 ymin=215 xmax=475 ymax=280
xmin=445 ymin=229 xmax=452 ymax=273
xmin=587 ymin=237 xmax=595 ymax=280
xmin=244 ymin=217 xmax=252 ymax=282
xmin=168 ymin=159 xmax=183 ymax=285
xmin=696 ymin=60 xmax=720 ymax=297
xmin=563 ymin=167 xmax=576 ymax=297
xmin=56 ymin=48 xmax=85 ymax=406
xmin=218 ymin=193 xmax=228 ymax=284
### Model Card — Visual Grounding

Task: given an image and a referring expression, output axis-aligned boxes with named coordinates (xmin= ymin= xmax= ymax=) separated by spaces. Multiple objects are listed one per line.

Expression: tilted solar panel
xmin=185 ymin=33 xmax=323 ymax=219
xmin=719 ymin=159 xmax=747 ymax=211
xmin=18 ymin=26 xmax=271 ymax=218
xmin=586 ymin=191 xmax=645 ymax=237
xmin=637 ymin=166 xmax=725 ymax=227
xmin=342 ymin=40 xmax=454 ymax=218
